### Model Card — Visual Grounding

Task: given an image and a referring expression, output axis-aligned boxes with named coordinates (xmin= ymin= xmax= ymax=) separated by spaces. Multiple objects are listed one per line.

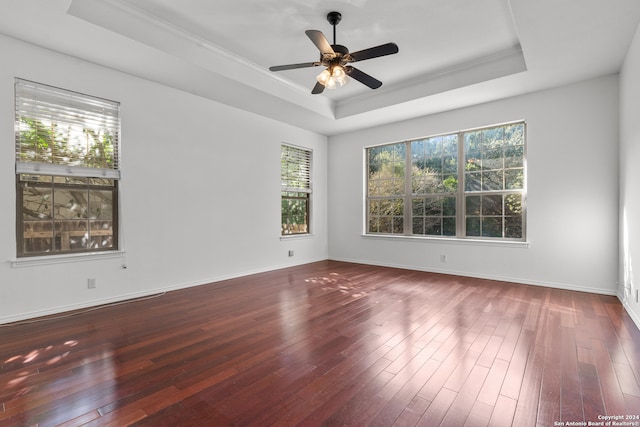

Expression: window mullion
xmin=457 ymin=131 xmax=465 ymax=238
xmin=404 ymin=141 xmax=412 ymax=235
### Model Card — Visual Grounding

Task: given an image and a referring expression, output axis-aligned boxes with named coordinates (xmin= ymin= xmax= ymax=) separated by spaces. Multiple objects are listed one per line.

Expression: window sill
xmin=280 ymin=233 xmax=315 ymax=241
xmin=361 ymin=234 xmax=529 ymax=248
xmin=10 ymin=250 xmax=126 ymax=268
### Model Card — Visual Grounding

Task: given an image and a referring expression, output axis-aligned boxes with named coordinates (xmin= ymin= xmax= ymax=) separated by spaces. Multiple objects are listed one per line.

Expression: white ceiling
xmin=1 ymin=0 xmax=639 ymax=136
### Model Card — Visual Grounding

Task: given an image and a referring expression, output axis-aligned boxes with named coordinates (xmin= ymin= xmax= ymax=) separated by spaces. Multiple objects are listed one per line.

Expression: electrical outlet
xmin=87 ymin=278 xmax=96 ymax=289
xmin=288 ymin=250 xmax=294 ymax=257
xmin=440 ymin=254 xmax=447 ymax=262
xmin=636 ymin=288 xmax=639 ymax=303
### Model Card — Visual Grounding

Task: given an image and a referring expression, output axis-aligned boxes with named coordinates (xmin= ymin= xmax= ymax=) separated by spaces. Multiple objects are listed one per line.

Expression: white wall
xmin=328 ymin=75 xmax=620 ymax=295
xmin=619 ymin=23 xmax=640 ymax=328
xmin=0 ymin=34 xmax=328 ymax=324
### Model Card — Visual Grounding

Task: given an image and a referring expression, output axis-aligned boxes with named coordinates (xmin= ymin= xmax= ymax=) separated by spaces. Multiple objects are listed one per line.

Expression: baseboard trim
xmin=617 ymin=289 xmax=640 ymax=332
xmin=329 ymin=256 xmax=619 ymax=296
xmin=0 ymin=258 xmax=325 ymax=325
xmin=3 ymin=257 xmax=630 ymax=327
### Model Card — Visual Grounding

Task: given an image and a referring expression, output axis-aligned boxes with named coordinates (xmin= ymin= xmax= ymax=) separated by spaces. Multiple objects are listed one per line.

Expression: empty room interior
xmin=1 ymin=0 xmax=640 ymax=426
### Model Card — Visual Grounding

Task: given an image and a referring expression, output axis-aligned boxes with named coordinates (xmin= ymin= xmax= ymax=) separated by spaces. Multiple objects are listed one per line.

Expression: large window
xmin=366 ymin=122 xmax=525 ymax=240
xmin=281 ymin=144 xmax=311 ymax=235
xmin=15 ymin=79 xmax=120 ymax=257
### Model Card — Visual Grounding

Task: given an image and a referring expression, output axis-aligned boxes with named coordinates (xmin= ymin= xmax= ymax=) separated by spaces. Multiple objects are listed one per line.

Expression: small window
xmin=15 ymin=79 xmax=121 ymax=257
xmin=366 ymin=121 xmax=526 ymax=240
xmin=281 ymin=144 xmax=312 ymax=235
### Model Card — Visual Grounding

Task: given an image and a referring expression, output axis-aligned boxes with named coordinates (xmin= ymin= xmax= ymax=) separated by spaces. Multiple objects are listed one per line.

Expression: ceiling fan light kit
xmin=269 ymin=11 xmax=399 ymax=94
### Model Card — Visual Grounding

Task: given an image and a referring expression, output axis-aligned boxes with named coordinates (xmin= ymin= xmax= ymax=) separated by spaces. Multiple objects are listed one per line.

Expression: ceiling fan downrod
xmin=327 ymin=11 xmax=341 ymax=45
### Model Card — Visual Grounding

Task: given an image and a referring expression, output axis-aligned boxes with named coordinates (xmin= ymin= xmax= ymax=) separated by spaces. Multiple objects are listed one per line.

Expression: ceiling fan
xmin=269 ymin=11 xmax=399 ymax=94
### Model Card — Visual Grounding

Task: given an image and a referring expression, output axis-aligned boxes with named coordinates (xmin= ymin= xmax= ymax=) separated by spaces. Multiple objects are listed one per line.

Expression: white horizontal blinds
xmin=281 ymin=144 xmax=312 ymax=193
xmin=15 ymin=78 xmax=120 ymax=179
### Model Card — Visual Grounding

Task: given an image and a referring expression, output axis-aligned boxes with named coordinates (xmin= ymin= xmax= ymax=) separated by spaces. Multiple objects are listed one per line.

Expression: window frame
xmin=14 ymin=78 xmax=121 ymax=258
xmin=365 ymin=121 xmax=527 ymax=242
xmin=281 ymin=143 xmax=312 ymax=236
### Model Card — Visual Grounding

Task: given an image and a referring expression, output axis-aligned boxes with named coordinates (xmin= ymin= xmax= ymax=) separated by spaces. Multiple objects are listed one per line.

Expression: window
xmin=15 ymin=79 xmax=120 ymax=257
xmin=281 ymin=144 xmax=311 ymax=235
xmin=366 ymin=122 xmax=525 ymax=240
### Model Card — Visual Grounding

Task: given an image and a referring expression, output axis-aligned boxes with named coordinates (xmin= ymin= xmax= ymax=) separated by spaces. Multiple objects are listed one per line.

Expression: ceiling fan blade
xmin=305 ymin=30 xmax=335 ymax=55
xmin=348 ymin=43 xmax=399 ymax=62
xmin=269 ymin=62 xmax=321 ymax=72
xmin=345 ymin=66 xmax=383 ymax=89
xmin=311 ymin=82 xmax=325 ymax=94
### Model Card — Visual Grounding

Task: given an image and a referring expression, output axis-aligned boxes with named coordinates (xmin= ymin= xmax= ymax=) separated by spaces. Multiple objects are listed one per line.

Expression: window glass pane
xmin=505 ymin=194 xmax=522 ymax=216
xmin=54 ymin=188 xmax=89 ymax=219
xmin=482 ymin=195 xmax=503 ymax=216
xmin=505 ymin=145 xmax=524 ymax=168
xmin=22 ymin=184 xmax=52 ymax=220
xmin=482 ymin=126 xmax=504 ymax=149
xmin=505 ymin=169 xmax=524 ymax=190
xmin=88 ymin=178 xmax=115 ymax=187
xmin=505 ymin=216 xmax=523 ymax=238
xmin=465 ymin=131 xmax=482 ymax=152
xmin=20 ymin=174 xmax=52 ymax=183
xmin=90 ymin=220 xmax=114 ymax=249
xmin=411 ymin=196 xmax=456 ymax=236
xmin=443 ymin=155 xmax=457 ymax=174
xmin=466 ymin=216 xmax=480 ymax=237
xmin=281 ymin=193 xmax=309 ymax=235
xmin=392 ymin=217 xmax=404 ymax=234
xmin=19 ymin=177 xmax=118 ymax=255
xmin=413 ymin=137 xmax=457 ymax=196
xmin=482 ymin=171 xmax=503 ymax=191
xmin=412 ymin=198 xmax=424 ymax=216
xmin=443 ymin=217 xmax=456 ymax=236
xmin=443 ymin=197 xmax=456 ymax=216
xmin=482 ymin=217 xmax=503 ymax=238
xmin=89 ymin=190 xmax=113 ymax=220
xmin=443 ymin=135 xmax=458 ymax=153
xmin=369 ymin=198 xmax=403 ymax=234
xmin=53 ymin=176 xmax=87 ymax=185
xmin=424 ymin=217 xmax=441 ymax=235
xmin=379 ymin=217 xmax=392 ymax=233
xmin=380 ymin=199 xmax=403 ymax=216
xmin=443 ymin=175 xmax=457 ymax=192
xmin=54 ymin=220 xmax=88 ymax=251
xmin=465 ymin=172 xmax=481 ymax=191
xmin=370 ymin=143 xmax=405 ymax=197
xmin=23 ymin=221 xmax=53 ymax=254
xmin=412 ymin=217 xmax=424 ymax=234
xmin=424 ymin=198 xmax=442 ymax=216
xmin=504 ymin=123 xmax=525 ymax=146
xmin=466 ymin=195 xmax=480 ymax=216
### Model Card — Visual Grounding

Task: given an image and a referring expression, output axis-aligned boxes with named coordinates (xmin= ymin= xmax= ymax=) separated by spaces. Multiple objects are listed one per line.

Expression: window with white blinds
xmin=281 ymin=144 xmax=312 ymax=235
xmin=15 ymin=79 xmax=121 ymax=257
xmin=15 ymin=78 xmax=120 ymax=178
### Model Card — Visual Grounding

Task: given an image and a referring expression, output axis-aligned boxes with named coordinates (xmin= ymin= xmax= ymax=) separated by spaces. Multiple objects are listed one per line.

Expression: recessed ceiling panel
xmin=120 ymin=0 xmax=522 ymax=100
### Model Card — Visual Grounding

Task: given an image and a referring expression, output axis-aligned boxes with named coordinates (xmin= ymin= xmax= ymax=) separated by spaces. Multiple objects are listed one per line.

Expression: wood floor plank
xmin=488 ymin=394 xmax=517 ymax=427
xmin=464 ymin=400 xmax=494 ymax=427
xmin=512 ymin=344 xmax=544 ymax=427
xmin=439 ymin=364 xmax=490 ymax=426
xmin=415 ymin=387 xmax=458 ymax=426
xmin=0 ymin=260 xmax=638 ymax=426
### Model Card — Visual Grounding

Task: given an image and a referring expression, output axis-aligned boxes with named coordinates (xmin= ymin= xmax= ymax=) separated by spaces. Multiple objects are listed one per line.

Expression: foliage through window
xmin=15 ymin=79 xmax=120 ymax=257
xmin=281 ymin=144 xmax=311 ymax=235
xmin=366 ymin=122 xmax=525 ymax=240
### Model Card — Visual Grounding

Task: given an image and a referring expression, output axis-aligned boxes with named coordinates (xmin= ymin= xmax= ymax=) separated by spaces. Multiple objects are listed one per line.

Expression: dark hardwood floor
xmin=1 ymin=260 xmax=639 ymax=426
